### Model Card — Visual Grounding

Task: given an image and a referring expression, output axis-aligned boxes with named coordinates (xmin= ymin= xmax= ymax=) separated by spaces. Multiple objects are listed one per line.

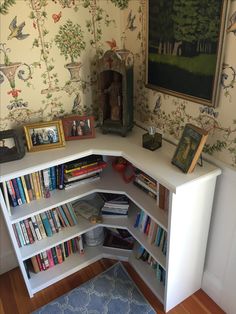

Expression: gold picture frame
xmin=146 ymin=0 xmax=230 ymax=107
xmin=172 ymin=124 xmax=208 ymax=173
xmin=24 ymin=120 xmax=65 ymax=152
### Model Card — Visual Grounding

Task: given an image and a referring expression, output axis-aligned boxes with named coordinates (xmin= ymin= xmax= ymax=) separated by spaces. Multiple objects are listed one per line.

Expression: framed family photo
xmin=0 ymin=129 xmax=25 ymax=163
xmin=146 ymin=0 xmax=230 ymax=107
xmin=172 ymin=124 xmax=208 ymax=173
xmin=24 ymin=120 xmax=65 ymax=152
xmin=62 ymin=116 xmax=95 ymax=141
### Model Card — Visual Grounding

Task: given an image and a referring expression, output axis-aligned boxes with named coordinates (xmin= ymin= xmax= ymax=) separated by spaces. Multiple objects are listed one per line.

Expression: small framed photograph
xmin=0 ymin=129 xmax=25 ymax=163
xmin=172 ymin=124 xmax=208 ymax=173
xmin=23 ymin=120 xmax=65 ymax=152
xmin=62 ymin=116 xmax=95 ymax=141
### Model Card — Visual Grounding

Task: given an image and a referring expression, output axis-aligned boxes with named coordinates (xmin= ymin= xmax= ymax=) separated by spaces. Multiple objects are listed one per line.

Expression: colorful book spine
xmin=31 ymin=215 xmax=42 ymax=240
xmin=66 ymin=203 xmax=78 ymax=225
xmin=20 ymin=176 xmax=30 ymax=203
xmin=24 ymin=174 xmax=34 ymax=201
xmin=16 ymin=177 xmax=26 ymax=204
xmin=50 ymin=166 xmax=57 ymax=190
xmin=15 ymin=222 xmax=26 ymax=246
xmin=28 ymin=219 xmax=37 ymax=242
xmin=40 ymin=212 xmax=53 ymax=237
xmin=31 ymin=172 xmax=40 ymax=200
xmin=12 ymin=224 xmax=21 ymax=247
xmin=35 ymin=214 xmax=47 ymax=238
xmin=11 ymin=178 xmax=23 ymax=205
xmin=45 ymin=211 xmax=56 ymax=234
xmin=6 ymin=180 xmax=17 ymax=207
xmin=20 ymin=221 xmax=30 ymax=245
xmin=58 ymin=206 xmax=70 ymax=226
xmin=24 ymin=219 xmax=34 ymax=244
xmin=52 ymin=209 xmax=62 ymax=231
xmin=42 ymin=169 xmax=51 ymax=198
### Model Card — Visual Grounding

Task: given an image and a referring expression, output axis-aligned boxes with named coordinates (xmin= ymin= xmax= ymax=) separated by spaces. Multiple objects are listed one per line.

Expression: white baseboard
xmin=202 ymin=270 xmax=223 ymax=310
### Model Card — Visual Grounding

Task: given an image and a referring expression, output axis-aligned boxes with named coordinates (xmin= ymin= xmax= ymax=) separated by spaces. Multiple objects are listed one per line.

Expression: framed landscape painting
xmin=146 ymin=0 xmax=230 ymax=107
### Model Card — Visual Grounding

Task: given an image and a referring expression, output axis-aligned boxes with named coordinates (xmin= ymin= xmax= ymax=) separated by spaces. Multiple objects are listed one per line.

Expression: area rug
xmin=32 ymin=262 xmax=156 ymax=314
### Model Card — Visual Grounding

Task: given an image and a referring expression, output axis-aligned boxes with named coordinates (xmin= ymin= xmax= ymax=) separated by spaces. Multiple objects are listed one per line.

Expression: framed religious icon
xmin=146 ymin=0 xmax=230 ymax=107
xmin=62 ymin=116 xmax=95 ymax=141
xmin=172 ymin=124 xmax=208 ymax=173
xmin=24 ymin=120 xmax=65 ymax=152
xmin=0 ymin=129 xmax=25 ymax=163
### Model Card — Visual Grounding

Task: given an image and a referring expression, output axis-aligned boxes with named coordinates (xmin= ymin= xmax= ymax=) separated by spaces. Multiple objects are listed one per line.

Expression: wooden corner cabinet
xmin=0 ymin=126 xmax=221 ymax=312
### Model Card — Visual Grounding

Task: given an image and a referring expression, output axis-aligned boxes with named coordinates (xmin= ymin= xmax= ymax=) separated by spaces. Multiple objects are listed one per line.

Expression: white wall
xmin=0 ymin=211 xmax=17 ymax=274
xmin=202 ymin=162 xmax=236 ymax=314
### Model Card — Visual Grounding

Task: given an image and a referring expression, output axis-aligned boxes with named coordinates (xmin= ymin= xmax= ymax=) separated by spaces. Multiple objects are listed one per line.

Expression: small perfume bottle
xmin=142 ymin=126 xmax=162 ymax=151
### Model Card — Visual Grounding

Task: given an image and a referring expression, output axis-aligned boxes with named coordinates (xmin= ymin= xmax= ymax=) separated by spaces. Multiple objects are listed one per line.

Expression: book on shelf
xmin=64 ymin=155 xmax=103 ymax=172
xmin=6 ymin=180 xmax=17 ymax=207
xmin=64 ymin=173 xmax=100 ymax=190
xmin=133 ymin=181 xmax=157 ymax=200
xmin=103 ymin=228 xmax=135 ymax=250
xmin=100 ymin=193 xmax=129 ymax=208
xmin=159 ymin=184 xmax=169 ymax=211
xmin=27 ymin=237 xmax=84 ymax=274
xmin=40 ymin=212 xmax=53 ymax=237
xmin=65 ymin=161 xmax=107 ymax=181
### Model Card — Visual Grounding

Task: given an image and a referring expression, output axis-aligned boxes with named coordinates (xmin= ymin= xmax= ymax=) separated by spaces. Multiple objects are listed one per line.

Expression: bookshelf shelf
xmin=0 ymin=127 xmax=221 ymax=312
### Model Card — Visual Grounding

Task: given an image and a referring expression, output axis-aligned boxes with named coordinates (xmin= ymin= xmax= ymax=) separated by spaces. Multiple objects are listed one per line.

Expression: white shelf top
xmin=0 ymin=126 xmax=221 ymax=192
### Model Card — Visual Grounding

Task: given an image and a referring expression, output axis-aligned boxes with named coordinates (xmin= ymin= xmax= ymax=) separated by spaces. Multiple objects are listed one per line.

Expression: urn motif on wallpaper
xmin=55 ymin=20 xmax=86 ymax=82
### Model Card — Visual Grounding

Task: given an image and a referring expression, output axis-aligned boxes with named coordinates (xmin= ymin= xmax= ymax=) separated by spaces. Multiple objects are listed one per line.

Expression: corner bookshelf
xmin=0 ymin=127 xmax=221 ymax=312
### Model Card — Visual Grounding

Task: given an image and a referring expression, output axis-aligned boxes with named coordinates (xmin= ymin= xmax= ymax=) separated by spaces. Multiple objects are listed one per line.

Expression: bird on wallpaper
xmin=227 ymin=11 xmax=236 ymax=35
xmin=153 ymin=95 xmax=161 ymax=114
xmin=8 ymin=16 xmax=29 ymax=40
xmin=106 ymin=38 xmax=118 ymax=51
xmin=52 ymin=12 xmax=62 ymax=23
xmin=126 ymin=10 xmax=137 ymax=31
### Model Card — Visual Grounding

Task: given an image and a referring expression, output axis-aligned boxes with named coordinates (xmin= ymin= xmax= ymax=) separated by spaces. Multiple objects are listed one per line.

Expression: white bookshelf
xmin=0 ymin=126 xmax=221 ymax=312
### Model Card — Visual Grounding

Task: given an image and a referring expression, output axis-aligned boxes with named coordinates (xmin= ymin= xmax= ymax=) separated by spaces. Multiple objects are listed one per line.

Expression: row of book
xmin=63 ymin=155 xmax=107 ymax=190
xmin=133 ymin=168 xmax=169 ymax=211
xmin=13 ymin=203 xmax=78 ymax=247
xmin=25 ymin=237 xmax=84 ymax=276
xmin=100 ymin=193 xmax=129 ymax=218
xmin=134 ymin=209 xmax=167 ymax=256
xmin=5 ymin=155 xmax=107 ymax=208
xmin=5 ymin=165 xmax=63 ymax=208
xmin=136 ymin=244 xmax=166 ymax=285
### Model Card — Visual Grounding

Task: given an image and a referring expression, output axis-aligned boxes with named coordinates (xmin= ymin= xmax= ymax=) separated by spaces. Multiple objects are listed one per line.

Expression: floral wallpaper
xmin=0 ymin=0 xmax=236 ymax=168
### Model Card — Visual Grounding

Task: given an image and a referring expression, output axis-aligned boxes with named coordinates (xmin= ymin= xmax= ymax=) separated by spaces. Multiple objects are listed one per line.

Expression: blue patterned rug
xmin=32 ymin=262 xmax=156 ymax=314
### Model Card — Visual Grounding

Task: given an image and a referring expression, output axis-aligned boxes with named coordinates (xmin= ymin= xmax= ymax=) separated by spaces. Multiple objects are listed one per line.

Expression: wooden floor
xmin=0 ymin=259 xmax=225 ymax=314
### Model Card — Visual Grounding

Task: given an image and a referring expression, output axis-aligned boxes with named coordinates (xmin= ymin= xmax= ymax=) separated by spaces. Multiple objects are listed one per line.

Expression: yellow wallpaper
xmin=1 ymin=0 xmax=236 ymax=167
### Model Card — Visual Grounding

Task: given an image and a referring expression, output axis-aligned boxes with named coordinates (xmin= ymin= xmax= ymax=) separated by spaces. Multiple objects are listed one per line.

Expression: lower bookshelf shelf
xmin=28 ymin=243 xmax=164 ymax=304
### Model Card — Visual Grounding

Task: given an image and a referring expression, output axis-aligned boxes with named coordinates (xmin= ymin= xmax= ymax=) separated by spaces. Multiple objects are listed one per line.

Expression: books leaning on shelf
xmin=133 ymin=168 xmax=158 ymax=200
xmin=12 ymin=202 xmax=78 ymax=247
xmin=135 ymin=244 xmax=166 ymax=286
xmin=5 ymin=166 xmax=58 ymax=207
xmin=63 ymin=155 xmax=107 ymax=190
xmin=103 ymin=227 xmax=135 ymax=250
xmin=100 ymin=193 xmax=129 ymax=218
xmin=134 ymin=209 xmax=167 ymax=256
xmin=25 ymin=236 xmax=84 ymax=275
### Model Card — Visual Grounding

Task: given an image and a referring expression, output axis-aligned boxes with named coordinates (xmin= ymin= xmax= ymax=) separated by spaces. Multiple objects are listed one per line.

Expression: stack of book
xmin=103 ymin=227 xmax=135 ymax=250
xmin=26 ymin=236 xmax=84 ymax=275
xmin=13 ymin=202 xmax=78 ymax=247
xmin=133 ymin=168 xmax=158 ymax=200
xmin=135 ymin=244 xmax=166 ymax=285
xmin=100 ymin=193 xmax=129 ymax=218
xmin=134 ymin=209 xmax=167 ymax=256
xmin=63 ymin=155 xmax=107 ymax=190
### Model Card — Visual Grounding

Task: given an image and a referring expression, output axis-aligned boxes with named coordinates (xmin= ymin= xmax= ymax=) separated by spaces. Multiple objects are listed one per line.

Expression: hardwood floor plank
xmin=0 ymin=259 xmax=225 ymax=314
